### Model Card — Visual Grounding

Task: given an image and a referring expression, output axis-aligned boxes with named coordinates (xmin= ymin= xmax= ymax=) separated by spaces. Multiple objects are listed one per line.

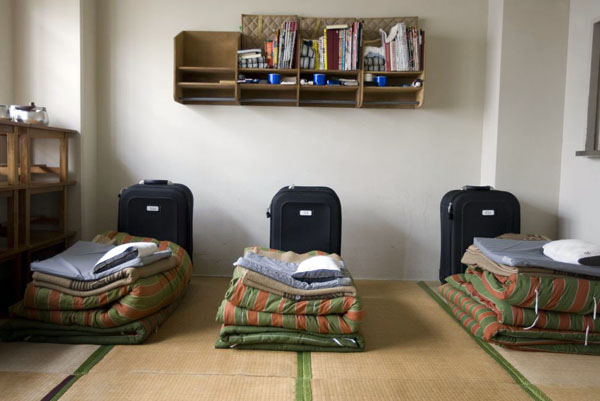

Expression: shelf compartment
xmin=239 ymin=68 xmax=297 ymax=74
xmin=301 ymin=69 xmax=361 ymax=76
xmin=239 ymin=84 xmax=298 ymax=106
xmin=178 ymin=82 xmax=235 ymax=89
xmin=363 ymin=86 xmax=422 ymax=93
xmin=178 ymin=66 xmax=235 ymax=73
xmin=300 ymin=85 xmax=358 ymax=92
xmin=239 ymin=84 xmax=297 ymax=91
xmin=174 ymin=31 xmax=240 ymax=103
xmin=363 ymin=70 xmax=423 ymax=76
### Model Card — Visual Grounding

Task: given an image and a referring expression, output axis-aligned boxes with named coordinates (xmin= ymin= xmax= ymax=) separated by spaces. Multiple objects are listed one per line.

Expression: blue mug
xmin=313 ymin=73 xmax=326 ymax=86
xmin=268 ymin=73 xmax=281 ymax=85
xmin=376 ymin=76 xmax=387 ymax=87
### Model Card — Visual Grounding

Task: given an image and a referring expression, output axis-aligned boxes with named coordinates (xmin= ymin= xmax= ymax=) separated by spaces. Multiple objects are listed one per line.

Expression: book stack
xmin=264 ymin=20 xmax=297 ymax=69
xmin=238 ymin=49 xmax=267 ymax=68
xmin=378 ymin=23 xmax=425 ymax=71
xmin=318 ymin=22 xmax=363 ymax=71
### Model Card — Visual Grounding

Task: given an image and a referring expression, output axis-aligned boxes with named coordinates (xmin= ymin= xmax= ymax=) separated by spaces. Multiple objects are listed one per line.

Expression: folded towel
xmin=543 ymin=239 xmax=600 ymax=266
xmin=94 ymin=242 xmax=158 ymax=273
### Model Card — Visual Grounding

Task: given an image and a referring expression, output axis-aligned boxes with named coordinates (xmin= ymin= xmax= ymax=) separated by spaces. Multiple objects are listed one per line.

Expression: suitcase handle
xmin=461 ymin=185 xmax=493 ymax=191
xmin=139 ymin=180 xmax=172 ymax=185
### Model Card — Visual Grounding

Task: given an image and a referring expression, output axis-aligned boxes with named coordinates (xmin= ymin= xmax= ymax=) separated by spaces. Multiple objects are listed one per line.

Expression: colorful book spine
xmin=323 ymin=29 xmax=328 ymax=70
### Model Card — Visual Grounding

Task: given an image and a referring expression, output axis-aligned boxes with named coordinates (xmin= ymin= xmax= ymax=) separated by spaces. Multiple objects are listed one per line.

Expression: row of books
xmin=379 ymin=23 xmax=424 ymax=72
xmin=264 ymin=20 xmax=297 ymax=69
xmin=318 ymin=22 xmax=363 ymax=71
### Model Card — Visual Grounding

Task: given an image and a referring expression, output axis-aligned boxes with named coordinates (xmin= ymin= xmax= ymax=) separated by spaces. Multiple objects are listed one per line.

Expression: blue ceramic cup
xmin=313 ymin=73 xmax=326 ymax=86
xmin=268 ymin=73 xmax=281 ymax=84
xmin=376 ymin=75 xmax=387 ymax=87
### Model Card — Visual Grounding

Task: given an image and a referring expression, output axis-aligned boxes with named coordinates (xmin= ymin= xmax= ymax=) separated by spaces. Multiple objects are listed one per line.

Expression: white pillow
xmin=297 ymin=255 xmax=343 ymax=272
xmin=543 ymin=239 xmax=600 ymax=266
xmin=291 ymin=255 xmax=345 ymax=283
xmin=94 ymin=242 xmax=158 ymax=270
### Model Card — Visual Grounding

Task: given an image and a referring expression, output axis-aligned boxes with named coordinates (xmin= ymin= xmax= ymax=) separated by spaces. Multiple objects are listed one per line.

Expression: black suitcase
xmin=118 ymin=180 xmax=194 ymax=260
xmin=439 ymin=185 xmax=520 ymax=283
xmin=267 ymin=185 xmax=342 ymax=255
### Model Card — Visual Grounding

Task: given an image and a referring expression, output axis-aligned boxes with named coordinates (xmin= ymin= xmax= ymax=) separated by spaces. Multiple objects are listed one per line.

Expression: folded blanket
xmin=216 ymin=298 xmax=363 ymax=335
xmin=242 ymin=267 xmax=357 ymax=300
xmin=474 ymin=238 xmax=600 ymax=277
xmin=0 ymin=299 xmax=182 ymax=345
xmin=30 ymin=240 xmax=172 ymax=281
xmin=31 ymin=255 xmax=178 ymax=297
xmin=226 ymin=266 xmax=361 ymax=316
xmin=464 ymin=266 xmax=600 ymax=314
xmin=215 ymin=324 xmax=365 ymax=352
xmin=438 ymin=284 xmax=600 ymax=355
xmin=234 ymin=248 xmax=352 ymax=290
xmin=446 ymin=272 xmax=598 ymax=333
xmin=9 ymin=233 xmax=192 ymax=328
xmin=462 ymin=245 xmax=572 ymax=278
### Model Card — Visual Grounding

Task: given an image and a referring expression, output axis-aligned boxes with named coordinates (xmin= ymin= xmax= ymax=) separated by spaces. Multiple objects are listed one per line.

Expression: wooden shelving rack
xmin=174 ymin=16 xmax=424 ymax=109
xmin=0 ymin=120 xmax=76 ymax=309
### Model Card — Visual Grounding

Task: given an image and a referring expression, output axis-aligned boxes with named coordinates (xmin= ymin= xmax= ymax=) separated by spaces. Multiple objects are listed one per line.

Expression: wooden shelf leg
xmin=59 ymin=133 xmax=68 ymax=182
xmin=19 ymin=189 xmax=30 ymax=247
xmin=18 ymin=129 xmax=31 ymax=185
xmin=59 ymin=188 xmax=67 ymax=235
xmin=7 ymin=190 xmax=18 ymax=249
xmin=6 ymin=132 xmax=18 ymax=185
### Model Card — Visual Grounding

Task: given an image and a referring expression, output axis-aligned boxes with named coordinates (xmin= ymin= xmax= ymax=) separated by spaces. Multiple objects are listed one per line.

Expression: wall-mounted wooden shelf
xmin=174 ymin=16 xmax=425 ymax=109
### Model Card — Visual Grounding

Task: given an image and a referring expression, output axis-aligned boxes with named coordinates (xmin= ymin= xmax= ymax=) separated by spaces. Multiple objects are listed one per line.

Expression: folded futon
xmin=439 ymin=235 xmax=600 ymax=355
xmin=215 ymin=247 xmax=365 ymax=352
xmin=0 ymin=231 xmax=192 ymax=345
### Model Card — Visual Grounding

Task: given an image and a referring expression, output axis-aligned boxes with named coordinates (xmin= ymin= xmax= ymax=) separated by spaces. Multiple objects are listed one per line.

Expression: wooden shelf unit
xmin=174 ymin=17 xmax=424 ymax=109
xmin=0 ymin=120 xmax=77 ymax=308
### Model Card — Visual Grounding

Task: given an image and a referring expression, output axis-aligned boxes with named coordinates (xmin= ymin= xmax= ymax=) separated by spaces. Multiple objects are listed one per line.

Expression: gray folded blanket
xmin=30 ymin=241 xmax=172 ymax=281
xmin=233 ymin=251 xmax=353 ymax=290
xmin=474 ymin=238 xmax=600 ymax=277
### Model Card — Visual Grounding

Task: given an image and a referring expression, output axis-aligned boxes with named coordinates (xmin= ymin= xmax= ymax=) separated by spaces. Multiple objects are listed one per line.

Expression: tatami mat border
xmin=43 ymin=345 xmax=114 ymax=401
xmin=296 ymin=352 xmax=312 ymax=401
xmin=416 ymin=281 xmax=552 ymax=401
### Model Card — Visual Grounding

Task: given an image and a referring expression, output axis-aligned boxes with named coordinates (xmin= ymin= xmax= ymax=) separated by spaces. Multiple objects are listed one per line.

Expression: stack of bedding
xmin=215 ymin=247 xmax=365 ymax=352
xmin=0 ymin=231 xmax=192 ymax=345
xmin=438 ymin=234 xmax=600 ymax=355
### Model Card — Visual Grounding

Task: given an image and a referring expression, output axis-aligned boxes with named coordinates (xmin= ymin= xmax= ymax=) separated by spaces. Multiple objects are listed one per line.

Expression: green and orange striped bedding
xmin=225 ymin=266 xmax=361 ymax=316
xmin=215 ymin=324 xmax=365 ymax=352
xmin=216 ymin=297 xmax=363 ymax=334
xmin=9 ymin=231 xmax=192 ymax=329
xmin=446 ymin=273 xmax=598 ymax=333
xmin=0 ymin=297 xmax=183 ymax=345
xmin=466 ymin=267 xmax=600 ymax=314
xmin=438 ymin=283 xmax=600 ymax=355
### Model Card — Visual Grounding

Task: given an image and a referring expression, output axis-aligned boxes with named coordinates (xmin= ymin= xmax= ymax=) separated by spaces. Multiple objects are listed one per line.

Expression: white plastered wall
xmin=558 ymin=0 xmax=600 ymax=241
xmin=94 ymin=0 xmax=488 ymax=279
xmin=480 ymin=0 xmax=569 ymax=239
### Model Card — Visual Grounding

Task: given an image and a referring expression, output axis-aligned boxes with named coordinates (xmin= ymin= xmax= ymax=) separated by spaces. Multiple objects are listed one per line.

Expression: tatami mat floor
xmin=0 ymin=277 xmax=598 ymax=401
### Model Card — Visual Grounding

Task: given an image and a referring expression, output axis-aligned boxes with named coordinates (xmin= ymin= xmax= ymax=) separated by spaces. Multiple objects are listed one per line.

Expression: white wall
xmin=558 ymin=0 xmax=600 ymax=241
xmin=0 ymin=0 xmax=13 ymax=104
xmin=11 ymin=0 xmax=83 ymax=238
xmin=480 ymin=0 xmax=503 ymax=186
xmin=480 ymin=0 xmax=569 ymax=239
xmin=95 ymin=0 xmax=488 ymax=279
